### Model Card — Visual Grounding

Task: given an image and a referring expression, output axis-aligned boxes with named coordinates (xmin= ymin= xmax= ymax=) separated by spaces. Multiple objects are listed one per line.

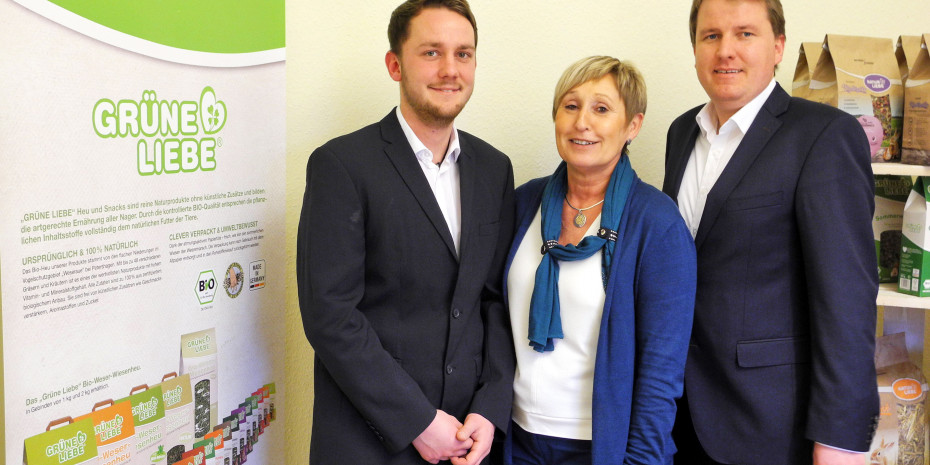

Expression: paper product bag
xmin=810 ymin=34 xmax=904 ymax=162
xmin=154 ymin=373 xmax=195 ymax=465
xmin=262 ymin=383 xmax=276 ymax=423
xmin=875 ymin=175 xmax=913 ymax=282
xmin=180 ymin=329 xmax=218 ymax=439
xmin=903 ymin=35 xmax=930 ymax=165
xmin=24 ymin=417 xmax=98 ymax=465
xmin=74 ymin=400 xmax=136 ymax=465
xmin=116 ymin=385 xmax=166 ymax=465
xmin=900 ymin=177 xmax=930 ymax=296
xmin=870 ymin=333 xmax=929 ymax=465
xmin=792 ymin=41 xmax=823 ymax=100
xmin=899 ymin=35 xmax=925 ymax=84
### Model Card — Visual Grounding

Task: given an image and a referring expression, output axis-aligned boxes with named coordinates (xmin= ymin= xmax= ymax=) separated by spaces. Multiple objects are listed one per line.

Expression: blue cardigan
xmin=503 ymin=169 xmax=696 ymax=464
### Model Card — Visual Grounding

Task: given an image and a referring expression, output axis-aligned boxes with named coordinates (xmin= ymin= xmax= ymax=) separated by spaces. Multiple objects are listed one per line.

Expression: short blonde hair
xmin=552 ymin=56 xmax=647 ymax=123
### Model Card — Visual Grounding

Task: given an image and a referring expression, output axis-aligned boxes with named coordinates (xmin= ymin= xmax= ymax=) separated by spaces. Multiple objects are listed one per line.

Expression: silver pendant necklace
xmin=565 ymin=196 xmax=605 ymax=228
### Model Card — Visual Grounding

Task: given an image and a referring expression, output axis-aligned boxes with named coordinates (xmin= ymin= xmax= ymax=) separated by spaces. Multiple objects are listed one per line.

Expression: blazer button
xmin=446 ymin=364 xmax=454 ymax=375
xmin=452 ymin=308 xmax=461 ymax=318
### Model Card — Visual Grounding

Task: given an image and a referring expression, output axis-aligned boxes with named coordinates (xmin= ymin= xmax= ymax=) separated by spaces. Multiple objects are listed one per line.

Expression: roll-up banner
xmin=0 ymin=1 xmax=285 ymax=463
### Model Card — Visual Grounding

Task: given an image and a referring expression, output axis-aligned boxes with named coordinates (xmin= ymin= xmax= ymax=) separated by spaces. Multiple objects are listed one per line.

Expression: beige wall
xmin=285 ymin=1 xmax=930 ymax=462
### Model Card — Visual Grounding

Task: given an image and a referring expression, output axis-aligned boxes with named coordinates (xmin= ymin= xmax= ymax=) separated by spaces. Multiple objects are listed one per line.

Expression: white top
xmin=508 ymin=208 xmax=606 ymax=440
xmin=677 ymin=79 xmax=776 ymax=238
xmin=396 ymin=107 xmax=462 ymax=254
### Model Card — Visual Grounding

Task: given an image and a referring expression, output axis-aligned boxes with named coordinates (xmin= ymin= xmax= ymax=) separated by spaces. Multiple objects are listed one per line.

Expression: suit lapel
xmin=693 ymin=86 xmax=789 ymax=249
xmin=664 ymin=120 xmax=701 ymax=200
xmin=379 ymin=111 xmax=458 ymax=259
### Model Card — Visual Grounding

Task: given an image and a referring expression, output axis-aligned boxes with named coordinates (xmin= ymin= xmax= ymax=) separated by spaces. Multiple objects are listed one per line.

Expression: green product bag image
xmin=900 ymin=176 xmax=930 ymax=296
xmin=116 ymin=385 xmax=167 ymax=465
xmin=24 ymin=417 xmax=99 ymax=465
xmin=153 ymin=372 xmax=195 ymax=463
xmin=874 ymin=175 xmax=913 ymax=282
xmin=180 ymin=329 xmax=218 ymax=439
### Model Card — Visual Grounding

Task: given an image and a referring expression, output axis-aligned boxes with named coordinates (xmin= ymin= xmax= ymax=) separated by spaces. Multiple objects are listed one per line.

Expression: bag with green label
xmin=153 ymin=373 xmax=195 ymax=465
xmin=181 ymin=329 xmax=218 ymax=439
xmin=900 ymin=176 xmax=930 ymax=295
xmin=24 ymin=417 xmax=99 ymax=465
xmin=116 ymin=385 xmax=166 ymax=465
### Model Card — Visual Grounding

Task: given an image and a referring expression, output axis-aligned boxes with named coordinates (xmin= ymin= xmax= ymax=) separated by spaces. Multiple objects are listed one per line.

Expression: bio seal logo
xmin=93 ymin=87 xmax=227 ymax=176
xmin=864 ymin=74 xmax=891 ymax=93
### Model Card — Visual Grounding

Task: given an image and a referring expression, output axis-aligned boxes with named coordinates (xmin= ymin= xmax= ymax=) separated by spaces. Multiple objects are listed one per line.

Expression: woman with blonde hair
xmin=503 ymin=56 xmax=696 ymax=464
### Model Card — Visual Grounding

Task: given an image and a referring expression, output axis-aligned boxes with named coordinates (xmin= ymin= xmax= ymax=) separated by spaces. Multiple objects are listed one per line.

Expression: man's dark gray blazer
xmin=297 ymin=110 xmax=516 ymax=464
xmin=662 ymin=84 xmax=879 ymax=464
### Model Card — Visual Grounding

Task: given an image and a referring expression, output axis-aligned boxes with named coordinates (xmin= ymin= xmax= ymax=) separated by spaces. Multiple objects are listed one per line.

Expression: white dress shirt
xmin=396 ymin=107 xmax=462 ymax=254
xmin=677 ymin=79 xmax=776 ymax=238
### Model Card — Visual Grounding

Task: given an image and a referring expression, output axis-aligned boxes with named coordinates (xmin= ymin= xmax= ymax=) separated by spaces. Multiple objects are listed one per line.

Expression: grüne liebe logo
xmin=93 ymin=86 xmax=227 ymax=176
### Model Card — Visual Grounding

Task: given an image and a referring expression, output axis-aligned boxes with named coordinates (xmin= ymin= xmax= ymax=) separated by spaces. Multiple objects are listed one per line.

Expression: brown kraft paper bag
xmin=792 ymin=41 xmax=823 ymax=100
xmin=809 ymin=34 xmax=904 ymax=162
xmin=903 ymin=34 xmax=930 ymax=165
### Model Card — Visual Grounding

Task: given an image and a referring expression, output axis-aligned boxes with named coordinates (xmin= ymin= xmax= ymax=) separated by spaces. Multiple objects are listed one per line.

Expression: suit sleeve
xmin=296 ymin=146 xmax=436 ymax=453
xmin=625 ymin=211 xmax=697 ymax=464
xmin=467 ymin=158 xmax=517 ymax=432
xmin=795 ymin=114 xmax=879 ymax=451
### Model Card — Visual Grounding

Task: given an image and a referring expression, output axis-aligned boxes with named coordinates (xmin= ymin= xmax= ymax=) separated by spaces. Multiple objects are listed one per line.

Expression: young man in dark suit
xmin=662 ymin=0 xmax=879 ymax=464
xmin=296 ymin=1 xmax=515 ymax=464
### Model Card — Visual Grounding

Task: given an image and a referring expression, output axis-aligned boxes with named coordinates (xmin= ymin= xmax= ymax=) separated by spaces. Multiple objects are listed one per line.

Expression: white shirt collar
xmin=695 ymin=79 xmax=777 ymax=137
xmin=395 ymin=107 xmax=461 ymax=164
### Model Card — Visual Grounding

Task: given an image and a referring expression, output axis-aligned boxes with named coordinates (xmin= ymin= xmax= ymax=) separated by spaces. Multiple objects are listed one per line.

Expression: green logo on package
xmin=151 ymin=445 xmax=167 ymax=462
xmin=92 ymin=87 xmax=227 ymax=176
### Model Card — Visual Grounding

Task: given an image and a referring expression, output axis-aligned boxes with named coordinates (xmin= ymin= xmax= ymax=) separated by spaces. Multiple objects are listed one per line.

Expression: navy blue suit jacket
xmin=662 ymin=84 xmax=879 ymax=464
xmin=297 ymin=110 xmax=516 ymax=464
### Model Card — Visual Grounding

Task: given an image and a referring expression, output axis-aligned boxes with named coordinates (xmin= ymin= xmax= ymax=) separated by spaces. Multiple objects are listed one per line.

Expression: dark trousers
xmin=510 ymin=421 xmax=592 ymax=465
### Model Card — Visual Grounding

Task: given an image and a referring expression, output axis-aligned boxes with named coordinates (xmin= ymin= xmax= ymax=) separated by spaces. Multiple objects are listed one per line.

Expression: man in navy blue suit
xmin=662 ymin=0 xmax=879 ymax=464
xmin=297 ymin=1 xmax=515 ymax=464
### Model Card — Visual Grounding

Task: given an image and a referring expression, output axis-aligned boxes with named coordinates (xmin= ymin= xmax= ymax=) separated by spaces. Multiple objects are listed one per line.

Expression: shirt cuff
xmin=816 ymin=442 xmax=868 ymax=454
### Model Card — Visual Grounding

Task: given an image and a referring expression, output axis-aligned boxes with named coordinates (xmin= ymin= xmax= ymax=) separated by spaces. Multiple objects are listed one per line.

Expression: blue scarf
xmin=527 ymin=157 xmax=635 ymax=352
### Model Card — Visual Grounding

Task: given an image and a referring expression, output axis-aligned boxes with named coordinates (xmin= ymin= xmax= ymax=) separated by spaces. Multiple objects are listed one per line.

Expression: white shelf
xmin=877 ymin=283 xmax=930 ymax=309
xmin=872 ymin=163 xmax=930 ymax=176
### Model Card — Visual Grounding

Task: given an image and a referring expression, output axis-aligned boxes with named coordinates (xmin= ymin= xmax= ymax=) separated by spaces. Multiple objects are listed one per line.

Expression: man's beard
xmin=400 ymin=77 xmax=470 ymax=128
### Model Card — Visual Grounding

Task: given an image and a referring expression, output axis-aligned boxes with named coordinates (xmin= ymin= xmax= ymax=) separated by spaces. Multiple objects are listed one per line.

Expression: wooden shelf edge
xmin=872 ymin=163 xmax=930 ymax=176
xmin=877 ymin=282 xmax=930 ymax=309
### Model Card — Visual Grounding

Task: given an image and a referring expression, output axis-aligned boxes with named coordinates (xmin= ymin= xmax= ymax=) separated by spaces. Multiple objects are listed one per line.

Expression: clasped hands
xmin=413 ymin=410 xmax=494 ymax=465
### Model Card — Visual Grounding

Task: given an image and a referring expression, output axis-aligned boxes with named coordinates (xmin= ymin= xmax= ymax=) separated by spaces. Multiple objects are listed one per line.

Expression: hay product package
xmin=903 ymin=35 xmax=930 ymax=165
xmin=810 ymin=34 xmax=904 ymax=162
xmin=116 ymin=385 xmax=167 ymax=465
xmin=899 ymin=35 xmax=926 ymax=84
xmin=792 ymin=41 xmax=823 ymax=100
xmin=74 ymin=400 xmax=136 ymax=465
xmin=176 ymin=446 xmax=206 ymax=465
xmin=192 ymin=438 xmax=216 ymax=465
xmin=900 ymin=177 xmax=930 ymax=296
xmin=154 ymin=372 xmax=195 ymax=463
xmin=23 ymin=417 xmax=99 ymax=465
xmin=222 ymin=414 xmax=242 ymax=465
xmin=875 ymin=175 xmax=913 ymax=282
xmin=871 ymin=333 xmax=930 ymax=465
xmin=180 ymin=329 xmax=218 ymax=439
xmin=205 ymin=430 xmax=228 ymax=465
xmin=262 ymin=383 xmax=276 ymax=423
xmin=212 ymin=423 xmax=234 ymax=465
